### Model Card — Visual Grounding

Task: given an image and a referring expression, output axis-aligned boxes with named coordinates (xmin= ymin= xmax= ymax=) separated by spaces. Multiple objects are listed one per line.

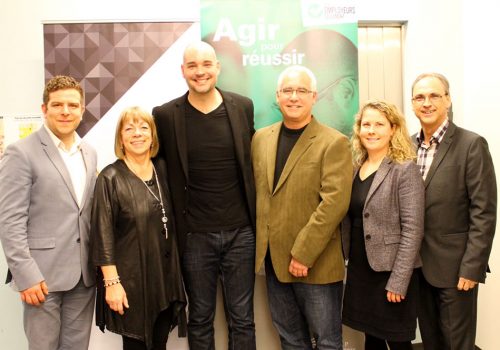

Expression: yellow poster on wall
xmin=0 ymin=115 xmax=43 ymax=160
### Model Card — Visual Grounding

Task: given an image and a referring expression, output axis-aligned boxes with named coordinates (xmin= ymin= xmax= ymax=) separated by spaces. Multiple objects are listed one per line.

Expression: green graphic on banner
xmin=201 ymin=0 xmax=359 ymax=135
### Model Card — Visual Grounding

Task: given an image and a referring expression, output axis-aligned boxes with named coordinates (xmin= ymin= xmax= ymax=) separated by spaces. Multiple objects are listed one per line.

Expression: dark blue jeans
xmin=182 ymin=225 xmax=256 ymax=350
xmin=265 ymin=257 xmax=343 ymax=350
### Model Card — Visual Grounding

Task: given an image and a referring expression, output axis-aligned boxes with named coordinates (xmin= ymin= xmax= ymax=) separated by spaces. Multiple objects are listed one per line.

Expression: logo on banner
xmin=301 ymin=0 xmax=358 ymax=26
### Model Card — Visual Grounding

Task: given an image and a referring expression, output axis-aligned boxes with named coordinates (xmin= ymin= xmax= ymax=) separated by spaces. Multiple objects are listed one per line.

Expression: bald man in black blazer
xmin=411 ymin=73 xmax=497 ymax=350
xmin=152 ymin=41 xmax=256 ymax=350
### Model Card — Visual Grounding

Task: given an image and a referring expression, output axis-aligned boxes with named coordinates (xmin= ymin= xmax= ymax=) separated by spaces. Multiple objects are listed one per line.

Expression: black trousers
xmin=417 ymin=270 xmax=478 ymax=350
xmin=365 ymin=333 xmax=413 ymax=350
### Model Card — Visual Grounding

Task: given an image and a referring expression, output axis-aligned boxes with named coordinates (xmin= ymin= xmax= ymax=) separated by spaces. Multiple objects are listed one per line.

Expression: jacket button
xmin=364 ymin=212 xmax=370 ymax=218
xmin=184 ymin=186 xmax=187 ymax=191
xmin=76 ymin=238 xmax=81 ymax=243
xmin=182 ymin=210 xmax=186 ymax=215
xmin=365 ymin=234 xmax=371 ymax=240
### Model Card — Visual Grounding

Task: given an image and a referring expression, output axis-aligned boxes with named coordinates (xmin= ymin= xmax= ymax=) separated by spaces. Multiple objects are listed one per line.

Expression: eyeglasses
xmin=279 ymin=87 xmax=314 ymax=98
xmin=412 ymin=93 xmax=448 ymax=105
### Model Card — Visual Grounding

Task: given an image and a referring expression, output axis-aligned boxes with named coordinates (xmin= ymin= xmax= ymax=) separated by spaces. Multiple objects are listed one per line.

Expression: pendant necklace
xmin=125 ymin=159 xmax=168 ymax=239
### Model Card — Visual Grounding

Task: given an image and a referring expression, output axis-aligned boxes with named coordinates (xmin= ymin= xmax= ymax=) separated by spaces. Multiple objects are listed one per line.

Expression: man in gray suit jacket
xmin=0 ymin=76 xmax=97 ymax=350
xmin=412 ymin=73 xmax=497 ymax=350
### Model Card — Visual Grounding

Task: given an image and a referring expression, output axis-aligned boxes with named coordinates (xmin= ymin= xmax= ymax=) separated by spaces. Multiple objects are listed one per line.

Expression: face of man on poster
xmin=281 ymin=29 xmax=359 ymax=136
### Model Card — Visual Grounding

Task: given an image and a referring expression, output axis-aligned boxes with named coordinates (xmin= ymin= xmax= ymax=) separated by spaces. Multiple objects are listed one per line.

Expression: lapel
xmin=423 ymin=122 xmax=456 ymax=188
xmin=173 ymin=93 xmax=189 ymax=180
xmin=265 ymin=122 xmax=281 ymax=194
xmin=272 ymin=118 xmax=318 ymax=194
xmin=79 ymin=142 xmax=94 ymax=211
xmin=364 ymin=158 xmax=392 ymax=207
xmin=38 ymin=127 xmax=79 ymax=206
xmin=221 ymin=90 xmax=246 ymax=172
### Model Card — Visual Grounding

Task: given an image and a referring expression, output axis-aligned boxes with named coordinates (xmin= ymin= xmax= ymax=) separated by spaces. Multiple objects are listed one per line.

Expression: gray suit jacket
xmin=0 ymin=127 xmax=97 ymax=292
xmin=342 ymin=158 xmax=424 ymax=295
xmin=414 ymin=122 xmax=497 ymax=288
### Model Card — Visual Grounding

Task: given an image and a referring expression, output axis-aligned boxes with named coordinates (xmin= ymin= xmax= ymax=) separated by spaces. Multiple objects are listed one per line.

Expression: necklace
xmin=125 ymin=159 xmax=168 ymax=239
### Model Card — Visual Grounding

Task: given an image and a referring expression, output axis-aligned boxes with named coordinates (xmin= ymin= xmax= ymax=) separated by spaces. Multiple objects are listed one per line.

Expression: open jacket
xmin=341 ymin=158 xmax=424 ymax=296
xmin=152 ymin=89 xmax=256 ymax=255
xmin=90 ymin=158 xmax=187 ymax=348
xmin=253 ymin=118 xmax=352 ymax=284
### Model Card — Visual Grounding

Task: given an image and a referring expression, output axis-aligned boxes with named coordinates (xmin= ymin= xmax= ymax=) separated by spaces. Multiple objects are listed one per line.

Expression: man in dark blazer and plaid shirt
xmin=412 ymin=72 xmax=497 ymax=350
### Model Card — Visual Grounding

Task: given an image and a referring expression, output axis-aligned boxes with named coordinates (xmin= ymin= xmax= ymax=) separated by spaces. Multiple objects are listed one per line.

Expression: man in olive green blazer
xmin=252 ymin=65 xmax=352 ymax=349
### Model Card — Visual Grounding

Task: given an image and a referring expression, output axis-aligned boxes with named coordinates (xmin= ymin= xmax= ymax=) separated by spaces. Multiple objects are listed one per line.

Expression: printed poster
xmin=201 ymin=0 xmax=359 ymax=135
xmin=0 ymin=115 xmax=43 ymax=160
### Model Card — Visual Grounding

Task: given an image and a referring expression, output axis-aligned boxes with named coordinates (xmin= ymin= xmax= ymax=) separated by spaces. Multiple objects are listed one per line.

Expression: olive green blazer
xmin=252 ymin=118 xmax=352 ymax=284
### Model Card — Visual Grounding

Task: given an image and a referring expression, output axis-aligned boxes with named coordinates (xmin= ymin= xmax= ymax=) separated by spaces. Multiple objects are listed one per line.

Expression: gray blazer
xmin=341 ymin=158 xmax=424 ymax=295
xmin=0 ymin=127 xmax=97 ymax=292
xmin=414 ymin=122 xmax=497 ymax=288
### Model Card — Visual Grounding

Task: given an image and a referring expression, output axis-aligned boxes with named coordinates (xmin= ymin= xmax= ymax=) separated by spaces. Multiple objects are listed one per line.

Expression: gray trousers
xmin=23 ymin=278 xmax=95 ymax=350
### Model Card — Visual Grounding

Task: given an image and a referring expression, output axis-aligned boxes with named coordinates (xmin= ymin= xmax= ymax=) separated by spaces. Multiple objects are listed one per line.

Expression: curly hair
xmin=43 ymin=75 xmax=84 ymax=105
xmin=351 ymin=100 xmax=415 ymax=166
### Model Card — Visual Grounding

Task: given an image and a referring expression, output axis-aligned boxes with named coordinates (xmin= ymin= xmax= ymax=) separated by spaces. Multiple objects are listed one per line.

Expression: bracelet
xmin=103 ymin=275 xmax=120 ymax=287
xmin=103 ymin=275 xmax=120 ymax=282
xmin=104 ymin=279 xmax=121 ymax=287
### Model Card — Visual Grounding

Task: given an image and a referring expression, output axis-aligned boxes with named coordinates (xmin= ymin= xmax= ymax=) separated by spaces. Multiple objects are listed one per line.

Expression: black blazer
xmin=152 ymin=89 xmax=256 ymax=254
xmin=414 ymin=121 xmax=497 ymax=288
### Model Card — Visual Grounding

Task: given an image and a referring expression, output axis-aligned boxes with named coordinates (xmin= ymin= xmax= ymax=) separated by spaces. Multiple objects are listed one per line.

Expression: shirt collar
xmin=44 ymin=124 xmax=82 ymax=154
xmin=417 ymin=118 xmax=449 ymax=146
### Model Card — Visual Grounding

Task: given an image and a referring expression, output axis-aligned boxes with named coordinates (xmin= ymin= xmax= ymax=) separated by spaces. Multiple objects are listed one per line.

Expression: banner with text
xmin=201 ymin=0 xmax=359 ymax=134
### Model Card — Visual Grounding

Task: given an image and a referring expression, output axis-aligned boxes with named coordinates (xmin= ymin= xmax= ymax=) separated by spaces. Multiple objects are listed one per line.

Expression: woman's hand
xmin=105 ymin=283 xmax=129 ymax=315
xmin=386 ymin=291 xmax=405 ymax=303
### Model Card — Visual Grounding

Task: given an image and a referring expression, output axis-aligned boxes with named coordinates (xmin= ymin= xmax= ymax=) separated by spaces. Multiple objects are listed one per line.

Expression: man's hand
xmin=386 ymin=291 xmax=405 ymax=303
xmin=457 ymin=277 xmax=477 ymax=291
xmin=20 ymin=281 xmax=49 ymax=306
xmin=289 ymin=257 xmax=309 ymax=277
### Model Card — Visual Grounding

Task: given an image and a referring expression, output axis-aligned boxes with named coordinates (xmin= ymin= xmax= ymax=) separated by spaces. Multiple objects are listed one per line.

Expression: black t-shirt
xmin=185 ymin=101 xmax=250 ymax=232
xmin=273 ymin=123 xmax=308 ymax=190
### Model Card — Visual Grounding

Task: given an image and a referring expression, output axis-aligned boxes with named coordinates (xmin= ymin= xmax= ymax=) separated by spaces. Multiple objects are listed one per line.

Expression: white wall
xmin=1 ymin=1 xmax=499 ymax=349
xmin=462 ymin=2 xmax=500 ymax=348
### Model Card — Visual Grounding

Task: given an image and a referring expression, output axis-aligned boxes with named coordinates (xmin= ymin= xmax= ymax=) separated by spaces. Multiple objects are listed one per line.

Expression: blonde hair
xmin=114 ymin=106 xmax=159 ymax=159
xmin=352 ymin=100 xmax=415 ymax=166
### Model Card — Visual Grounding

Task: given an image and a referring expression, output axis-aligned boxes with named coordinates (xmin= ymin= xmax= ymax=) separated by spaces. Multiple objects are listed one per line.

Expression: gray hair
xmin=411 ymin=72 xmax=450 ymax=96
xmin=277 ymin=65 xmax=317 ymax=91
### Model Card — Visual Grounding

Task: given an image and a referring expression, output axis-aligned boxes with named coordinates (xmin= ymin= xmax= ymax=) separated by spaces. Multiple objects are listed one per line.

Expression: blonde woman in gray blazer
xmin=341 ymin=100 xmax=424 ymax=350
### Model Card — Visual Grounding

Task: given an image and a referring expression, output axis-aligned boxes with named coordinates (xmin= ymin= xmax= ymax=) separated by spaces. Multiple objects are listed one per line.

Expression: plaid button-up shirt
xmin=416 ymin=119 xmax=449 ymax=180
